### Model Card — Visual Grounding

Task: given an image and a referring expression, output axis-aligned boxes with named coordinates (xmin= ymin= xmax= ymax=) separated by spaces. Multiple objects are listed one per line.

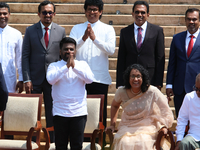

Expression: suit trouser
xmin=179 ymin=135 xmax=200 ymax=150
xmin=32 ymin=78 xmax=54 ymax=142
xmin=53 ymin=115 xmax=87 ymax=150
xmin=174 ymin=91 xmax=186 ymax=118
xmin=86 ymin=82 xmax=108 ymax=146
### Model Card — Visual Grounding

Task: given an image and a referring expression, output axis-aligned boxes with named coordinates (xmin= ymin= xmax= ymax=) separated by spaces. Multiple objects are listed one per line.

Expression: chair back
xmin=84 ymin=94 xmax=104 ymax=134
xmin=1 ymin=93 xmax=42 ymax=137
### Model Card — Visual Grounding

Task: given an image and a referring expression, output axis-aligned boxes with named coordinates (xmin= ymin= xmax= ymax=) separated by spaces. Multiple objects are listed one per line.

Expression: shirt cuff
xmin=166 ymin=84 xmax=172 ymax=89
xmin=24 ymin=80 xmax=31 ymax=83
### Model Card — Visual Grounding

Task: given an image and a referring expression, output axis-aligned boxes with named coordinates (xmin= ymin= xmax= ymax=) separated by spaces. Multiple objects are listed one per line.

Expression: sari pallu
xmin=112 ymin=86 xmax=174 ymax=150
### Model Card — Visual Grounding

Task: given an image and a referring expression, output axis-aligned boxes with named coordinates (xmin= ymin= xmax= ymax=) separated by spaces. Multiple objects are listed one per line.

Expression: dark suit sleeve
xmin=0 ymin=64 xmax=8 ymax=111
xmin=154 ymin=27 xmax=165 ymax=86
xmin=166 ymin=35 xmax=176 ymax=85
xmin=22 ymin=27 xmax=31 ymax=82
xmin=116 ymin=29 xmax=126 ymax=88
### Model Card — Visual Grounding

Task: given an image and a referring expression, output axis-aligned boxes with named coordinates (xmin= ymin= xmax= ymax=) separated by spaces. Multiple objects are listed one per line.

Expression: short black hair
xmin=132 ymin=1 xmax=149 ymax=13
xmin=123 ymin=64 xmax=150 ymax=93
xmin=60 ymin=37 xmax=76 ymax=49
xmin=0 ymin=2 xmax=10 ymax=13
xmin=84 ymin=0 xmax=104 ymax=19
xmin=185 ymin=8 xmax=200 ymax=20
xmin=38 ymin=1 xmax=55 ymax=13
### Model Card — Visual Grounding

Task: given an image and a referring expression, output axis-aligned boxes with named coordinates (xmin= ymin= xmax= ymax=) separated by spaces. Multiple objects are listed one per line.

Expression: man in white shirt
xmin=0 ymin=2 xmax=23 ymax=93
xmin=175 ymin=73 xmax=200 ymax=150
xmin=166 ymin=8 xmax=200 ymax=117
xmin=70 ymin=1 xmax=116 ymax=142
xmin=47 ymin=37 xmax=94 ymax=149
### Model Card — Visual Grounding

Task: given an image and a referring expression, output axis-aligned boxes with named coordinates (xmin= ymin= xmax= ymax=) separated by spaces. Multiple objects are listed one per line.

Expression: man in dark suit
xmin=116 ymin=0 xmax=165 ymax=90
xmin=0 ymin=63 xmax=8 ymax=116
xmin=166 ymin=8 xmax=200 ymax=117
xmin=22 ymin=1 xmax=66 ymax=142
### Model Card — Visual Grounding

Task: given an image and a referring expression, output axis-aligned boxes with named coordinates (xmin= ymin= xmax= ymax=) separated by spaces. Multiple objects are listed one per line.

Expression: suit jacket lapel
xmin=130 ymin=24 xmax=137 ymax=52
xmin=180 ymin=31 xmax=187 ymax=59
xmin=47 ymin=22 xmax=55 ymax=50
xmin=189 ymin=31 xmax=200 ymax=58
xmin=36 ymin=22 xmax=46 ymax=49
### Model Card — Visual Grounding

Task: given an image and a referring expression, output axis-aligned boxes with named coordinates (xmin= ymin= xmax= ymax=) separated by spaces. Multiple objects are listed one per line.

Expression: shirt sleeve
xmin=15 ymin=32 xmax=23 ymax=81
xmin=69 ymin=25 xmax=85 ymax=50
xmin=46 ymin=63 xmax=69 ymax=85
xmin=114 ymin=88 xmax=123 ymax=103
xmin=93 ymin=26 xmax=116 ymax=55
xmin=72 ymin=61 xmax=94 ymax=84
xmin=176 ymin=94 xmax=189 ymax=142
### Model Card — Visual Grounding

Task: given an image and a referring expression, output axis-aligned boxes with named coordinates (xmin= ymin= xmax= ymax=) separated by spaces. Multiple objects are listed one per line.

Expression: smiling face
xmin=85 ymin=5 xmax=102 ymax=24
xmin=60 ymin=43 xmax=76 ymax=62
xmin=129 ymin=69 xmax=143 ymax=92
xmin=185 ymin=11 xmax=200 ymax=34
xmin=38 ymin=4 xmax=55 ymax=27
xmin=0 ymin=7 xmax=10 ymax=28
xmin=132 ymin=4 xmax=149 ymax=27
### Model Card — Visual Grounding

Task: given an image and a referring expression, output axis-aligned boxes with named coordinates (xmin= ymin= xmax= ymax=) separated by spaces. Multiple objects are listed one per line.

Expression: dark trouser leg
xmin=86 ymin=82 xmax=108 ymax=147
xmin=42 ymin=78 xmax=54 ymax=142
xmin=179 ymin=135 xmax=200 ymax=150
xmin=53 ymin=116 xmax=69 ymax=150
xmin=174 ymin=91 xmax=186 ymax=117
xmin=32 ymin=78 xmax=54 ymax=142
xmin=70 ymin=115 xmax=87 ymax=150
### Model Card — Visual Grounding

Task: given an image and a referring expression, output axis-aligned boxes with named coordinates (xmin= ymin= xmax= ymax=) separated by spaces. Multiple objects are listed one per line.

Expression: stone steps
xmin=7 ymin=3 xmax=200 ymax=15
xmin=9 ymin=13 xmax=186 ymax=25
xmin=2 ymin=0 xmax=200 ymax=4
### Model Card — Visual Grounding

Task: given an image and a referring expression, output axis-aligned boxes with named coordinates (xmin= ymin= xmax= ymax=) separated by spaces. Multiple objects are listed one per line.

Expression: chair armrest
xmin=105 ymin=129 xmax=114 ymax=150
xmin=27 ymin=126 xmax=41 ymax=150
xmin=42 ymin=127 xmax=52 ymax=150
xmin=156 ymin=129 xmax=175 ymax=150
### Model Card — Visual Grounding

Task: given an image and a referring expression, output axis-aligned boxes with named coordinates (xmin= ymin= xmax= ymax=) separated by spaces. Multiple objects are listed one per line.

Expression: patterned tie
xmin=187 ymin=35 xmax=194 ymax=57
xmin=137 ymin=27 xmax=142 ymax=49
xmin=44 ymin=27 xmax=49 ymax=48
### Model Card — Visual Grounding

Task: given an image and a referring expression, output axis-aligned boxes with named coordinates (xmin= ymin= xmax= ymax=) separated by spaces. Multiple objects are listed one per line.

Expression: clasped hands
xmin=82 ymin=23 xmax=96 ymax=41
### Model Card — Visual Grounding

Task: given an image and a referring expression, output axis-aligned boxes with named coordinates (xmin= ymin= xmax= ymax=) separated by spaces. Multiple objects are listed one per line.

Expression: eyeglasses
xmin=41 ymin=11 xmax=54 ymax=16
xmin=134 ymin=11 xmax=146 ymax=15
xmin=193 ymin=85 xmax=200 ymax=92
xmin=86 ymin=8 xmax=99 ymax=13
xmin=130 ymin=75 xmax=142 ymax=79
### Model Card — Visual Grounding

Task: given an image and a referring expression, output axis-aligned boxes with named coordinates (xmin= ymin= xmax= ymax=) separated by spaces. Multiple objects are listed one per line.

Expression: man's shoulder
xmin=52 ymin=22 xmax=65 ymax=30
xmin=173 ymin=31 xmax=187 ymax=38
xmin=121 ymin=24 xmax=134 ymax=32
xmin=7 ymin=25 xmax=22 ymax=35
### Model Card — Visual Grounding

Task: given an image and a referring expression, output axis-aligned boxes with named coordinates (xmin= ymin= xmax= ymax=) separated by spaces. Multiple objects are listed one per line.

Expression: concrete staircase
xmin=1 ymin=0 xmax=200 ymax=149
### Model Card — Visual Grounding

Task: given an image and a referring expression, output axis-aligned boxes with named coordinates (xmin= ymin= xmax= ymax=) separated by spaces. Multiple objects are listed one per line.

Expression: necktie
xmin=44 ymin=27 xmax=49 ymax=48
xmin=187 ymin=35 xmax=194 ymax=57
xmin=137 ymin=27 xmax=142 ymax=49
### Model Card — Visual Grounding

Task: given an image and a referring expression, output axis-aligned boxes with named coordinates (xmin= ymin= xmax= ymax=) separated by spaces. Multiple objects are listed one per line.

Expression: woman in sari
xmin=106 ymin=64 xmax=174 ymax=150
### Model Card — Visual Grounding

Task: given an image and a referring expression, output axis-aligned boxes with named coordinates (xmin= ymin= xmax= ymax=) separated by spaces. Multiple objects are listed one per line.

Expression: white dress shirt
xmin=46 ymin=59 xmax=94 ymax=117
xmin=166 ymin=29 xmax=199 ymax=89
xmin=134 ymin=21 xmax=147 ymax=44
xmin=176 ymin=91 xmax=200 ymax=142
xmin=0 ymin=25 xmax=23 ymax=93
xmin=69 ymin=20 xmax=116 ymax=85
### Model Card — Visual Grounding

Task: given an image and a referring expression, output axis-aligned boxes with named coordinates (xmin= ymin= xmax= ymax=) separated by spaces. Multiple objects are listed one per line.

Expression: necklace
xmin=131 ymin=88 xmax=141 ymax=95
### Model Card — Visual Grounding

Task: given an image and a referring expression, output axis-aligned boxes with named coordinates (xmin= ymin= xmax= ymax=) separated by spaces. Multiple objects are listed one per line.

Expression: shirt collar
xmin=134 ymin=21 xmax=147 ymax=30
xmin=186 ymin=29 xmax=199 ymax=38
xmin=40 ymin=21 xmax=52 ymax=30
xmin=86 ymin=20 xmax=100 ymax=27
xmin=0 ymin=24 xmax=8 ymax=32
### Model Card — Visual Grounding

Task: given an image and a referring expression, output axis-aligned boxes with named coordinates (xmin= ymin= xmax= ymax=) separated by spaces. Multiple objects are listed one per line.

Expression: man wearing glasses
xmin=116 ymin=1 xmax=165 ymax=91
xmin=70 ymin=0 xmax=116 ymax=146
xmin=175 ymin=73 xmax=200 ymax=150
xmin=22 ymin=0 xmax=66 ymax=142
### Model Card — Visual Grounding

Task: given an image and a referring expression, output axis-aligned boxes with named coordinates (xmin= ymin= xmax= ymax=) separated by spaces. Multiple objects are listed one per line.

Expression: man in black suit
xmin=0 ymin=63 xmax=8 ymax=116
xmin=22 ymin=1 xmax=66 ymax=142
xmin=116 ymin=0 xmax=165 ymax=90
